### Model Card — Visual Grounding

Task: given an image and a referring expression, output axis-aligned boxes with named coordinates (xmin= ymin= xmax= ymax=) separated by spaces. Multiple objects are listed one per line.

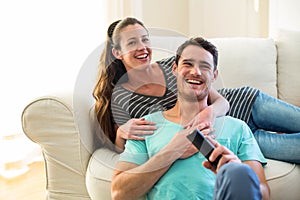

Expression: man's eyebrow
xmin=182 ymin=58 xmax=212 ymax=66
xmin=182 ymin=58 xmax=194 ymax=63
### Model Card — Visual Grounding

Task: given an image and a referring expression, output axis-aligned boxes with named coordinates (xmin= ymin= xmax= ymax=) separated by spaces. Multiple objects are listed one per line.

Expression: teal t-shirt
xmin=119 ymin=112 xmax=266 ymax=200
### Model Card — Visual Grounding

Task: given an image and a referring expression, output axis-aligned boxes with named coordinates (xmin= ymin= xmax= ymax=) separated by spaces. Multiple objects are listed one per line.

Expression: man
xmin=111 ymin=37 xmax=270 ymax=200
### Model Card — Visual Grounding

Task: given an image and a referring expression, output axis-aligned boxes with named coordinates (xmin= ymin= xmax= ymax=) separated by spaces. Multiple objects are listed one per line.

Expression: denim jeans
xmin=214 ymin=163 xmax=262 ymax=200
xmin=248 ymin=91 xmax=300 ymax=163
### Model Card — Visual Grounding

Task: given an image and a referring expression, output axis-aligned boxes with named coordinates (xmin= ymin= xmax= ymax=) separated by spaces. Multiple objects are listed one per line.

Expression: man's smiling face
xmin=173 ymin=44 xmax=218 ymax=102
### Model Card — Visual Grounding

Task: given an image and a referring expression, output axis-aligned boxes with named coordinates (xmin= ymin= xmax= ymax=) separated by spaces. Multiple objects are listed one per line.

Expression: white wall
xmin=269 ymin=0 xmax=300 ymax=38
xmin=116 ymin=0 xmax=269 ymax=38
xmin=0 ymin=0 xmax=107 ymax=136
xmin=188 ymin=0 xmax=269 ymax=38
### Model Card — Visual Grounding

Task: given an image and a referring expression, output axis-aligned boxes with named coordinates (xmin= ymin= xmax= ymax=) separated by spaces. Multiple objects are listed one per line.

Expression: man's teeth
xmin=187 ymin=79 xmax=201 ymax=85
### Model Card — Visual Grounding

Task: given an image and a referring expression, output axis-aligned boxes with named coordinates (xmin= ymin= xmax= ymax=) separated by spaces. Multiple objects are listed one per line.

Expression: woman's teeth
xmin=136 ymin=54 xmax=147 ymax=59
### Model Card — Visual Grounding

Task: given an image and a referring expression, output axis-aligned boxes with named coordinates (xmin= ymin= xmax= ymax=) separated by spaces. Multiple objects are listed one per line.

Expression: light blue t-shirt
xmin=119 ymin=112 xmax=266 ymax=200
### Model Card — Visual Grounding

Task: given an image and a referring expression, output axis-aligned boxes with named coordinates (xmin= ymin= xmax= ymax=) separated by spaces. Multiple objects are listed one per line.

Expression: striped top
xmin=111 ymin=56 xmax=259 ymax=126
xmin=218 ymin=87 xmax=259 ymax=123
xmin=111 ymin=56 xmax=177 ymax=126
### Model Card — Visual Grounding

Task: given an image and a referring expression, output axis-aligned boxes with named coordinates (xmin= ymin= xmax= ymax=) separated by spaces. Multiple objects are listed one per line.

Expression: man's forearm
xmin=111 ymin=147 xmax=180 ymax=200
xmin=260 ymin=184 xmax=270 ymax=200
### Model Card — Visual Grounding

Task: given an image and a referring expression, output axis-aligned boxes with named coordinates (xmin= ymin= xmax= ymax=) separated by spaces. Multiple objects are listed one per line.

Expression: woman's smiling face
xmin=114 ymin=24 xmax=152 ymax=71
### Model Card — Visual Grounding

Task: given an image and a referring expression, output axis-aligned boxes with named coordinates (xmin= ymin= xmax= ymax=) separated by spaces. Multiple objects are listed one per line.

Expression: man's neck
xmin=163 ymin=97 xmax=208 ymax=125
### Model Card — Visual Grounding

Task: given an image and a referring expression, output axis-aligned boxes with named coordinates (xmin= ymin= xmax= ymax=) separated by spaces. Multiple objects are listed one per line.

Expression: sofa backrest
xmin=276 ymin=29 xmax=300 ymax=107
xmin=210 ymin=38 xmax=277 ymax=97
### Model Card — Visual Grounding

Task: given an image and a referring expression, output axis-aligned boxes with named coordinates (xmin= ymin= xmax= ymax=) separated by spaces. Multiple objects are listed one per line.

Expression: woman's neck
xmin=122 ymin=63 xmax=166 ymax=96
xmin=126 ymin=63 xmax=154 ymax=86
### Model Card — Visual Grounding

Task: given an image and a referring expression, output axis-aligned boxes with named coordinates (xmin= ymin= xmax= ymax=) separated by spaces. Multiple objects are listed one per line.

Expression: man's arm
xmin=244 ymin=160 xmax=270 ymax=200
xmin=111 ymin=149 xmax=174 ymax=200
xmin=111 ymin=128 xmax=198 ymax=200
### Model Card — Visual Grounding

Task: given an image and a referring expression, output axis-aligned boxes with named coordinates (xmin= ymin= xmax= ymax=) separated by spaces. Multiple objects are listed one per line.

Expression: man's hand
xmin=202 ymin=136 xmax=241 ymax=173
xmin=166 ymin=127 xmax=199 ymax=159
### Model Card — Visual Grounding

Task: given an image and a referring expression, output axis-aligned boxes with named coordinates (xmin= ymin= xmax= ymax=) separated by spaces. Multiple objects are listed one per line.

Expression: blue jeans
xmin=214 ymin=163 xmax=262 ymax=200
xmin=248 ymin=91 xmax=300 ymax=163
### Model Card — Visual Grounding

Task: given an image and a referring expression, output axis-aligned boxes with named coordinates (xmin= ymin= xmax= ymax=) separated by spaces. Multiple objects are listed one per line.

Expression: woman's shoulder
xmin=156 ymin=55 xmax=175 ymax=66
xmin=112 ymin=84 xmax=132 ymax=101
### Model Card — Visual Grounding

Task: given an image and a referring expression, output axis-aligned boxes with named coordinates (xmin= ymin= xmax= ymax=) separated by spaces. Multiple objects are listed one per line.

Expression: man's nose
xmin=190 ymin=66 xmax=201 ymax=75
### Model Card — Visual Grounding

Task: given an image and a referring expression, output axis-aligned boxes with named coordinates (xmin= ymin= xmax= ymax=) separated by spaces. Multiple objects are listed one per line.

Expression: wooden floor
xmin=0 ymin=161 xmax=46 ymax=200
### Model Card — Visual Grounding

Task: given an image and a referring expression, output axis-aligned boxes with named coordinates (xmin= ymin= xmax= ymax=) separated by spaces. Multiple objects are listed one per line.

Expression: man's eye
xmin=200 ymin=65 xmax=211 ymax=70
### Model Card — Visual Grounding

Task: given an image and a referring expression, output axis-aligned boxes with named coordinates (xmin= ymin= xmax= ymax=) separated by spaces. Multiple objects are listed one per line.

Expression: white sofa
xmin=21 ymin=29 xmax=300 ymax=200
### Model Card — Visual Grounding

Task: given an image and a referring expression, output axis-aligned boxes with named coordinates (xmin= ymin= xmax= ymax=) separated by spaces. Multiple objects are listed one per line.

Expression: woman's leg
xmin=253 ymin=129 xmax=300 ymax=163
xmin=251 ymin=91 xmax=300 ymax=133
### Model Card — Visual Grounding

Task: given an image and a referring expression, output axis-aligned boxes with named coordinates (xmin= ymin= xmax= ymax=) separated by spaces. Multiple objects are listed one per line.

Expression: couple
xmin=93 ymin=17 xmax=300 ymax=164
xmin=111 ymin=37 xmax=269 ymax=199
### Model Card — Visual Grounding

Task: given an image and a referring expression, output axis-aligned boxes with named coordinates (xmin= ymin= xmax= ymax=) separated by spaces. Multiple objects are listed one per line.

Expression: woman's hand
xmin=202 ymin=137 xmax=241 ymax=173
xmin=184 ymin=105 xmax=216 ymax=133
xmin=115 ymin=118 xmax=156 ymax=149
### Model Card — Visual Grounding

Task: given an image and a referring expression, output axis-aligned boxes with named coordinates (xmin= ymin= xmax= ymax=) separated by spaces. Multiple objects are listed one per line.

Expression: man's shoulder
xmin=214 ymin=116 xmax=252 ymax=139
xmin=216 ymin=116 xmax=248 ymax=128
xmin=221 ymin=115 xmax=246 ymax=123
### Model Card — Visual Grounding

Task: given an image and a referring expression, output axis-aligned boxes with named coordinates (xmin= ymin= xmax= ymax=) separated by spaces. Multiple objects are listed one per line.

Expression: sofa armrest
xmin=21 ymin=93 xmax=91 ymax=199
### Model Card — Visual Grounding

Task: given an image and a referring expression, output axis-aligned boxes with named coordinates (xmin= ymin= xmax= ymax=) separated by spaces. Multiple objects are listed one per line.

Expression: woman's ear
xmin=112 ymin=48 xmax=122 ymax=59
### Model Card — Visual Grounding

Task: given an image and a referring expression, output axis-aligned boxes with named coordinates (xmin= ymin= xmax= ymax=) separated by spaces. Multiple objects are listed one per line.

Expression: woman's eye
xmin=143 ymin=38 xmax=149 ymax=42
xmin=128 ymin=41 xmax=136 ymax=46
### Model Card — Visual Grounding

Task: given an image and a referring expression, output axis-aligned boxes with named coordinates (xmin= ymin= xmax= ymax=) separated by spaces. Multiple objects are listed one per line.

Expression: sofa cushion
xmin=86 ymin=149 xmax=300 ymax=200
xmin=277 ymin=29 xmax=300 ymax=107
xmin=264 ymin=159 xmax=300 ymax=200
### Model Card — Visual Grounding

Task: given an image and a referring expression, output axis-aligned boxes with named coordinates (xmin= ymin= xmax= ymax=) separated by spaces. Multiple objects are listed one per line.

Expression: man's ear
xmin=213 ymin=69 xmax=219 ymax=81
xmin=112 ymin=48 xmax=122 ymax=59
xmin=172 ymin=62 xmax=178 ymax=76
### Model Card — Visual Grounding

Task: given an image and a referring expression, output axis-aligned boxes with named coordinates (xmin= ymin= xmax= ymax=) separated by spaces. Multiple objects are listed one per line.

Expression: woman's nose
xmin=137 ymin=41 xmax=146 ymax=50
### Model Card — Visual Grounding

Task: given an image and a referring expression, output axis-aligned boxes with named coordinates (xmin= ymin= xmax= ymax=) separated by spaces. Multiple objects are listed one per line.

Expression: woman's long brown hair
xmin=93 ymin=17 xmax=146 ymax=143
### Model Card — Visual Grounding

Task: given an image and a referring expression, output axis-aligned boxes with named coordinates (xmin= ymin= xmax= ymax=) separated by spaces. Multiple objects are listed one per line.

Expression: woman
xmin=93 ymin=17 xmax=300 ymax=163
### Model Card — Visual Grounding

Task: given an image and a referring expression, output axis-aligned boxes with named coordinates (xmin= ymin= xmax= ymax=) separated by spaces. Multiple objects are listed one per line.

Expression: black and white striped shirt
xmin=111 ymin=56 xmax=177 ymax=126
xmin=111 ymin=56 xmax=259 ymax=126
xmin=218 ymin=87 xmax=259 ymax=123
